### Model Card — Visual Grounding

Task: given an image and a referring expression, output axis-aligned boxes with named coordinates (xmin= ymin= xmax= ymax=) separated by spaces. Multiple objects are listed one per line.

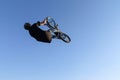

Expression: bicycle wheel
xmin=60 ymin=33 xmax=71 ymax=43
xmin=46 ymin=17 xmax=56 ymax=28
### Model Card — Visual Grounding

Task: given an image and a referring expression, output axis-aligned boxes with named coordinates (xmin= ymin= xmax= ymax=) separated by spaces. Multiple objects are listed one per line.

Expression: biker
xmin=24 ymin=19 xmax=55 ymax=43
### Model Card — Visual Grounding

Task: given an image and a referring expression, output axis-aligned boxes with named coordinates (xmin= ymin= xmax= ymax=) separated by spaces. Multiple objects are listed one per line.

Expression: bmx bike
xmin=46 ymin=16 xmax=71 ymax=43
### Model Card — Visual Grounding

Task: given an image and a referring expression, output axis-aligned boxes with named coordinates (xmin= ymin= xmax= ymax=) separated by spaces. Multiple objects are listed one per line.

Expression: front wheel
xmin=60 ymin=33 xmax=71 ymax=43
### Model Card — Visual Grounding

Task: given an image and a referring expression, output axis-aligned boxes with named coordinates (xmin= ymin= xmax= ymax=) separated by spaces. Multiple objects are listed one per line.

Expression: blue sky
xmin=0 ymin=0 xmax=120 ymax=80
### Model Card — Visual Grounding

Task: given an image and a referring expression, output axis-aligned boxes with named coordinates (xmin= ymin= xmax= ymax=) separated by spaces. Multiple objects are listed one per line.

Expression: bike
xmin=46 ymin=16 xmax=71 ymax=43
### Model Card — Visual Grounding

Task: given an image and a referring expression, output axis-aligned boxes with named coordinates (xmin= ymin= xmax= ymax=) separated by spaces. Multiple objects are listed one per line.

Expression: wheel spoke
xmin=60 ymin=33 xmax=71 ymax=43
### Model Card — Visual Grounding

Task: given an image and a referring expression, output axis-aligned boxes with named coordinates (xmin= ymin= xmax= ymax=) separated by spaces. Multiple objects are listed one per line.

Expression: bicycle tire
xmin=46 ymin=17 xmax=56 ymax=29
xmin=60 ymin=33 xmax=71 ymax=43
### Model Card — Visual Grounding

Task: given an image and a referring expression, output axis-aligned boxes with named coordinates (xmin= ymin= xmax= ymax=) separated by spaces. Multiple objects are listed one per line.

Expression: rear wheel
xmin=60 ymin=33 xmax=71 ymax=43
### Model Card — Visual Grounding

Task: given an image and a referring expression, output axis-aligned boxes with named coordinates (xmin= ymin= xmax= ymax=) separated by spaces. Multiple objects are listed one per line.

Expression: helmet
xmin=24 ymin=23 xmax=31 ymax=30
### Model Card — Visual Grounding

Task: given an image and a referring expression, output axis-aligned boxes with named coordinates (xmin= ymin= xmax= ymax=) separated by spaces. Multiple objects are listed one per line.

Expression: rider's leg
xmin=52 ymin=35 xmax=57 ymax=39
xmin=47 ymin=29 xmax=57 ymax=39
xmin=53 ymin=32 xmax=60 ymax=39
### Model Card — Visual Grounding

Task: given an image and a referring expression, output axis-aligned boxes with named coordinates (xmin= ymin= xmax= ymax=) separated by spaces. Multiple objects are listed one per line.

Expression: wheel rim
xmin=60 ymin=33 xmax=71 ymax=43
xmin=46 ymin=17 xmax=56 ymax=28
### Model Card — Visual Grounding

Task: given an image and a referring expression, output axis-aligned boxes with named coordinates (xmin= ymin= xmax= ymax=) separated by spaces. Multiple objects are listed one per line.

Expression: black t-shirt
xmin=28 ymin=23 xmax=52 ymax=43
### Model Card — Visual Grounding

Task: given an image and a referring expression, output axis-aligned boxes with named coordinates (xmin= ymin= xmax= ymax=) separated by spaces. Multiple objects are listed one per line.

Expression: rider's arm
xmin=41 ymin=19 xmax=47 ymax=26
xmin=36 ymin=19 xmax=47 ymax=27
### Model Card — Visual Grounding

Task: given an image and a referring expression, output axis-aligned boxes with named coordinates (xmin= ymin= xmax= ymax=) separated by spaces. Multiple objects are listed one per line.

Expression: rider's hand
xmin=40 ymin=19 xmax=47 ymax=26
xmin=43 ymin=19 xmax=47 ymax=25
